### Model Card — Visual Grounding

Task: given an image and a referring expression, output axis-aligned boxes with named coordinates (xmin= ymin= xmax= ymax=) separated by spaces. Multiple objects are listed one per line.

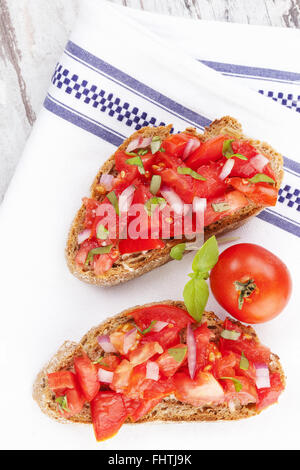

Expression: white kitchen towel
xmin=0 ymin=0 xmax=299 ymax=450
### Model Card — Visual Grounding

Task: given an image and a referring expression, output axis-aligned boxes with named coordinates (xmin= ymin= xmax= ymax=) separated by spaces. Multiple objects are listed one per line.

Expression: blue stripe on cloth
xmin=257 ymin=209 xmax=300 ymax=237
xmin=44 ymin=95 xmax=124 ymax=146
xmin=44 ymin=93 xmax=300 ymax=237
xmin=200 ymin=60 xmax=300 ymax=83
xmin=65 ymin=41 xmax=211 ymax=130
xmin=62 ymin=41 xmax=300 ymax=176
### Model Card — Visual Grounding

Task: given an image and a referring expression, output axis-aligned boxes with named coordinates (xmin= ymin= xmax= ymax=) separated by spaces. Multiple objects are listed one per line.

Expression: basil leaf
xmin=56 ymin=396 xmax=69 ymax=412
xmin=220 ymin=377 xmax=243 ymax=392
xmin=192 ymin=235 xmax=219 ymax=274
xmin=126 ymin=156 xmax=145 ymax=175
xmin=96 ymin=224 xmax=109 ymax=240
xmin=177 ymin=167 xmax=206 ymax=181
xmin=150 ymin=175 xmax=162 ymax=195
xmin=248 ymin=173 xmax=275 ymax=184
xmin=144 ymin=197 xmax=166 ymax=216
xmin=168 ymin=347 xmax=187 ymax=363
xmin=151 ymin=136 xmax=162 ymax=154
xmin=220 ymin=329 xmax=241 ymax=340
xmin=170 ymin=243 xmax=186 ymax=260
xmin=222 ymin=139 xmax=235 ymax=158
xmin=137 ymin=149 xmax=148 ymax=156
xmin=134 ymin=320 xmax=157 ymax=335
xmin=227 ymin=153 xmax=248 ymax=161
xmin=141 ymin=320 xmax=157 ymax=335
xmin=212 ymin=202 xmax=230 ymax=213
xmin=107 ymin=190 xmax=119 ymax=215
xmin=85 ymin=245 xmax=113 ymax=266
xmin=239 ymin=352 xmax=249 ymax=371
xmin=183 ymin=277 xmax=209 ymax=322
xmin=93 ymin=357 xmax=109 ymax=367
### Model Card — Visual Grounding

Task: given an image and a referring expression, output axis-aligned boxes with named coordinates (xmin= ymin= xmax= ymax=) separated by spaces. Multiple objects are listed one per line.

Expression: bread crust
xmin=33 ymin=301 xmax=285 ymax=425
xmin=66 ymin=117 xmax=284 ymax=286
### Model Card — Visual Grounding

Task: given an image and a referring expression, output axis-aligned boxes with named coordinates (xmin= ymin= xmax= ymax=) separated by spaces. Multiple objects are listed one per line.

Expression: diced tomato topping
xmin=221 ymin=375 xmax=258 ymax=405
xmin=174 ymin=371 xmax=225 ymax=406
xmin=123 ymin=396 xmax=162 ymax=422
xmin=93 ymin=252 xmax=117 ymax=275
xmin=119 ymin=238 xmax=165 ymax=255
xmin=185 ymin=135 xmax=228 ymax=169
xmin=256 ymin=372 xmax=284 ymax=411
xmin=60 ymin=387 xmax=86 ymax=418
xmin=193 ymin=323 xmax=214 ymax=371
xmin=212 ymin=352 xmax=237 ymax=379
xmin=130 ymin=304 xmax=195 ymax=331
xmin=226 ymin=177 xmax=278 ymax=206
xmin=204 ymin=190 xmax=249 ymax=226
xmin=143 ymin=376 xmax=175 ymax=400
xmin=82 ymin=197 xmax=100 ymax=229
xmin=219 ymin=318 xmax=270 ymax=364
xmin=160 ymin=168 xmax=194 ymax=203
xmin=231 ymin=140 xmax=258 ymax=159
xmin=91 ymin=392 xmax=128 ymax=442
xmin=111 ymin=359 xmax=134 ymax=393
xmin=140 ymin=325 xmax=181 ymax=350
xmin=95 ymin=354 xmax=121 ymax=372
xmin=47 ymin=371 xmax=77 ymax=394
xmin=193 ymin=161 xmax=229 ymax=199
xmin=128 ymin=342 xmax=163 ymax=366
xmin=161 ymin=133 xmax=192 ymax=158
xmin=73 ymin=353 xmax=100 ymax=402
xmin=156 ymin=344 xmax=187 ymax=377
xmin=75 ymin=239 xmax=98 ymax=266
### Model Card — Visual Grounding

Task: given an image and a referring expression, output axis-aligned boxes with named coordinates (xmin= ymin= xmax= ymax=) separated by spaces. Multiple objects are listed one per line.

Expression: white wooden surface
xmin=0 ymin=0 xmax=299 ymax=202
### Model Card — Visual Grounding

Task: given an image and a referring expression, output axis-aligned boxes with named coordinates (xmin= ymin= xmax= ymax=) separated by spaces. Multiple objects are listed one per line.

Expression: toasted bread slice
xmin=33 ymin=301 xmax=285 ymax=425
xmin=66 ymin=117 xmax=283 ymax=286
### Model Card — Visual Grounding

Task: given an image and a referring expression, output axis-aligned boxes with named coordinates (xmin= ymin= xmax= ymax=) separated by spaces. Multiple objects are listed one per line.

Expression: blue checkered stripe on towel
xmin=259 ymin=90 xmax=300 ymax=113
xmin=52 ymin=64 xmax=166 ymax=131
xmin=278 ymin=185 xmax=300 ymax=211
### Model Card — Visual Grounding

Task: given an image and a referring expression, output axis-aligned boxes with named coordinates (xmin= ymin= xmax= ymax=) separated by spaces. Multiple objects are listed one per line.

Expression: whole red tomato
xmin=210 ymin=243 xmax=292 ymax=324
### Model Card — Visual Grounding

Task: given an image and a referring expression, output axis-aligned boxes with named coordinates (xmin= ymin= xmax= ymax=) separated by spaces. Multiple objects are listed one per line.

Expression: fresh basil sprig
xmin=97 ymin=224 xmax=109 ymax=240
xmin=220 ymin=377 xmax=243 ymax=392
xmin=239 ymin=352 xmax=249 ymax=370
xmin=183 ymin=236 xmax=219 ymax=322
xmin=85 ymin=245 xmax=113 ymax=266
xmin=170 ymin=243 xmax=186 ymax=260
xmin=126 ymin=156 xmax=145 ymax=175
xmin=248 ymin=173 xmax=275 ymax=184
xmin=168 ymin=347 xmax=187 ymax=363
xmin=144 ymin=197 xmax=166 ymax=216
xmin=177 ymin=167 xmax=206 ymax=181
xmin=56 ymin=396 xmax=69 ymax=413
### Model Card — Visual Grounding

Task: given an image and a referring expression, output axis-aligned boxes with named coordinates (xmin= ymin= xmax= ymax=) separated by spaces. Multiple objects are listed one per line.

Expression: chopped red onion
xmin=98 ymin=368 xmax=114 ymax=384
xmin=182 ymin=138 xmax=200 ymax=160
xmin=123 ymin=328 xmax=137 ymax=354
xmin=151 ymin=321 xmax=168 ymax=332
xmin=161 ymin=186 xmax=185 ymax=215
xmin=255 ymin=363 xmax=270 ymax=389
xmin=250 ymin=154 xmax=269 ymax=173
xmin=146 ymin=361 xmax=159 ymax=381
xmin=100 ymin=174 xmax=114 ymax=191
xmin=187 ymin=323 xmax=197 ymax=380
xmin=219 ymin=159 xmax=235 ymax=180
xmin=77 ymin=229 xmax=91 ymax=245
xmin=119 ymin=185 xmax=135 ymax=213
xmin=97 ymin=335 xmax=117 ymax=353
xmin=192 ymin=197 xmax=207 ymax=214
xmin=126 ymin=137 xmax=152 ymax=153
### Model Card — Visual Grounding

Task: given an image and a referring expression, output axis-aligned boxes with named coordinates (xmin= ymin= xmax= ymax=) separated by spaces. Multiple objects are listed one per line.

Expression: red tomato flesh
xmin=91 ymin=392 xmax=128 ymax=442
xmin=74 ymin=354 xmax=100 ymax=402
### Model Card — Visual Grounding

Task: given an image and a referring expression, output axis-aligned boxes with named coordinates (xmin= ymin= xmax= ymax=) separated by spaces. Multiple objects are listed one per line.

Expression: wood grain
xmin=0 ymin=0 xmax=299 ymax=203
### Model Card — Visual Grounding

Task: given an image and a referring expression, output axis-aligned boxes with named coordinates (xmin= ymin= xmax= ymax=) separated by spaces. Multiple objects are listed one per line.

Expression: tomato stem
xmin=234 ymin=279 xmax=257 ymax=310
